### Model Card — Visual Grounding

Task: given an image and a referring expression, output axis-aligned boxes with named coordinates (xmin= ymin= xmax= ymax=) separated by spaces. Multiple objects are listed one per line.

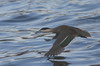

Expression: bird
xmin=37 ymin=25 xmax=91 ymax=57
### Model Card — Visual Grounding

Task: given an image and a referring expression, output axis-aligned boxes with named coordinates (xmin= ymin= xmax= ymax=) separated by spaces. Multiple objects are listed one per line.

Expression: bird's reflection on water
xmin=51 ymin=61 xmax=70 ymax=66
xmin=48 ymin=56 xmax=70 ymax=66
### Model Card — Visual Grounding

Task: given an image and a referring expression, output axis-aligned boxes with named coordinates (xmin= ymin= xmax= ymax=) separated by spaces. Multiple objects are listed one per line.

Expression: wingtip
xmin=44 ymin=46 xmax=64 ymax=57
xmin=85 ymin=32 xmax=91 ymax=38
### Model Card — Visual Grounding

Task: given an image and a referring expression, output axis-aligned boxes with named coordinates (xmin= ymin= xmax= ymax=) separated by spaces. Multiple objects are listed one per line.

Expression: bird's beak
xmin=35 ymin=29 xmax=52 ymax=34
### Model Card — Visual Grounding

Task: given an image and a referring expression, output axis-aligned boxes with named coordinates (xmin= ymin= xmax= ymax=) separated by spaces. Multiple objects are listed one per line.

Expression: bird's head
xmin=35 ymin=27 xmax=53 ymax=34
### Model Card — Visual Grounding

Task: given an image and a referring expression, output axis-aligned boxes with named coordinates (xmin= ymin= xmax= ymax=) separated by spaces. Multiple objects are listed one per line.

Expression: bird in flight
xmin=36 ymin=25 xmax=91 ymax=57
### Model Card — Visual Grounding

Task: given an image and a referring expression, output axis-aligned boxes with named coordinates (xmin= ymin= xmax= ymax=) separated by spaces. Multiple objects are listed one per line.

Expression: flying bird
xmin=37 ymin=25 xmax=91 ymax=56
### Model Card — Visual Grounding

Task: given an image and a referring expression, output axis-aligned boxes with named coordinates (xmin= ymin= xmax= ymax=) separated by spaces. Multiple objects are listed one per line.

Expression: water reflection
xmin=51 ymin=61 xmax=70 ymax=66
xmin=48 ymin=56 xmax=70 ymax=66
xmin=90 ymin=64 xmax=100 ymax=66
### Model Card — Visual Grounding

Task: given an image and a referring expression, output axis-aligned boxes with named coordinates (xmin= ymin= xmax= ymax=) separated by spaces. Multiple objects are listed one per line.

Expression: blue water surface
xmin=0 ymin=0 xmax=100 ymax=66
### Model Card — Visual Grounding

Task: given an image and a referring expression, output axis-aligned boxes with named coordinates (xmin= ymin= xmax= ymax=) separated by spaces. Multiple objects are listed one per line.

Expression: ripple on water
xmin=0 ymin=0 xmax=100 ymax=66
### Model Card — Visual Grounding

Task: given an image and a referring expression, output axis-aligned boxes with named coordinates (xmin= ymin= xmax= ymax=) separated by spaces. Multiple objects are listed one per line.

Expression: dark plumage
xmin=38 ymin=25 xmax=91 ymax=56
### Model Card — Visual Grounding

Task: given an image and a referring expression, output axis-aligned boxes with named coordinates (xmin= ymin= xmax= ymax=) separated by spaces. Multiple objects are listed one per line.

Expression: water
xmin=0 ymin=0 xmax=100 ymax=66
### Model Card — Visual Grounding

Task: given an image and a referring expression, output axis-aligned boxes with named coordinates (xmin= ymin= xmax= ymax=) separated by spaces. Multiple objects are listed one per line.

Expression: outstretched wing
xmin=60 ymin=34 xmax=76 ymax=47
xmin=45 ymin=31 xmax=76 ymax=56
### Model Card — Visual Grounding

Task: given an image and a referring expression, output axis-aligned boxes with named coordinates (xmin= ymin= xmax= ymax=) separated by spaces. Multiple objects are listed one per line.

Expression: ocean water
xmin=0 ymin=0 xmax=100 ymax=66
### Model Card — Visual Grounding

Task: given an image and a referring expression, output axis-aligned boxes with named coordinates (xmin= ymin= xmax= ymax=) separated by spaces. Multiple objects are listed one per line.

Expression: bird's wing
xmin=59 ymin=34 xmax=76 ymax=47
xmin=45 ymin=31 xmax=76 ymax=56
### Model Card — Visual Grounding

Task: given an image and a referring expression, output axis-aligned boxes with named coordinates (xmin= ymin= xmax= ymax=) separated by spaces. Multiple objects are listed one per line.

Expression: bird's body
xmin=38 ymin=25 xmax=91 ymax=56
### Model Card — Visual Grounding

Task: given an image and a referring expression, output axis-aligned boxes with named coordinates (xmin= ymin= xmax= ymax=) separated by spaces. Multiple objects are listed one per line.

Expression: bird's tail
xmin=74 ymin=28 xmax=91 ymax=38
